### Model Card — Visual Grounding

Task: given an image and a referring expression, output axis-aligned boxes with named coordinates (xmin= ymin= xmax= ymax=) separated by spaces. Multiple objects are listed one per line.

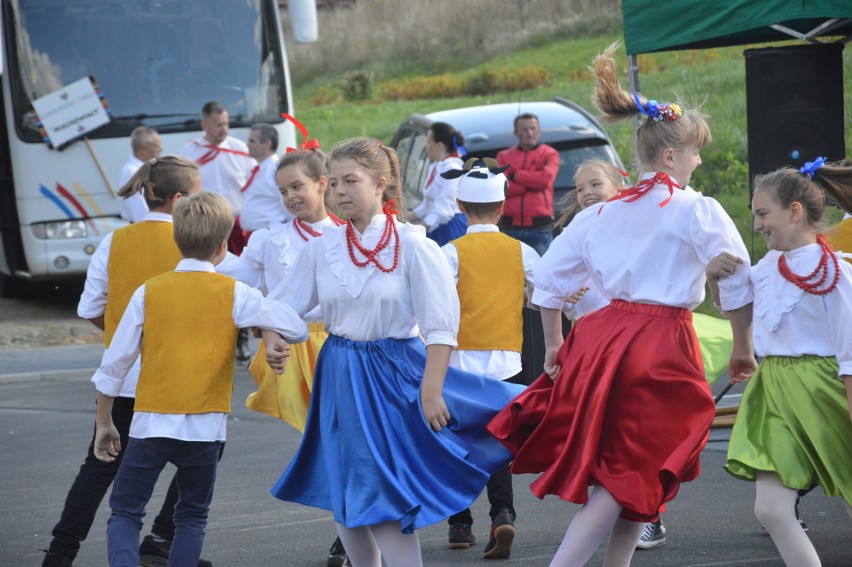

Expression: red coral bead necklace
xmin=345 ymin=212 xmax=400 ymax=273
xmin=777 ymin=234 xmax=839 ymax=295
xmin=293 ymin=213 xmax=345 ymax=241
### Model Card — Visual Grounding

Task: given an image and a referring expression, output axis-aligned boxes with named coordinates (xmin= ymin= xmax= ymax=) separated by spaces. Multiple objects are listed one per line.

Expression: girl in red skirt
xmin=487 ymin=43 xmax=758 ymax=566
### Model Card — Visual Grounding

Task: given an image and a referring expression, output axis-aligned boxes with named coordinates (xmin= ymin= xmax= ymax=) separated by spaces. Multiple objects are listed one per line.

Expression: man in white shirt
xmin=118 ymin=127 xmax=161 ymax=223
xmin=240 ymin=123 xmax=292 ymax=232
xmin=179 ymin=101 xmax=256 ymax=253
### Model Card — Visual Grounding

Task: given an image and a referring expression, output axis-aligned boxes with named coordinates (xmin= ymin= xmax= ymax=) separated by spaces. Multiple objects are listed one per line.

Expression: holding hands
xmin=706 ymin=252 xmax=744 ymax=281
xmin=261 ymin=329 xmax=292 ymax=375
xmin=94 ymin=421 xmax=121 ymax=463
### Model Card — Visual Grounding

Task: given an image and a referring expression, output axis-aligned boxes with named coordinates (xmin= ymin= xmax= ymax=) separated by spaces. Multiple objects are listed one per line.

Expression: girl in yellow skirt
xmin=221 ymin=148 xmax=343 ymax=431
xmin=708 ymin=158 xmax=852 ymax=566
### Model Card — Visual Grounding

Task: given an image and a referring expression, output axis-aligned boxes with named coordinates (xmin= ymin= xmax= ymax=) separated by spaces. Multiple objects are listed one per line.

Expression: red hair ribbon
xmin=281 ymin=112 xmax=320 ymax=153
xmin=383 ymin=198 xmax=399 ymax=215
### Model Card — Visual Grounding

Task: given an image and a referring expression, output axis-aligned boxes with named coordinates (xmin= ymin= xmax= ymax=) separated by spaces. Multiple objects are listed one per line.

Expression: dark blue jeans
xmin=107 ymin=437 xmax=221 ymax=567
xmin=502 ymin=226 xmax=553 ymax=256
xmin=47 ymin=397 xmax=180 ymax=561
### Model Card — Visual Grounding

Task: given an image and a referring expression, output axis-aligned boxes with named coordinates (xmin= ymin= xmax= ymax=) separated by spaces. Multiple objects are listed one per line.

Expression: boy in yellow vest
xmin=44 ymin=156 xmax=211 ymax=567
xmin=440 ymin=159 xmax=540 ymax=559
xmin=90 ymin=192 xmax=308 ymax=567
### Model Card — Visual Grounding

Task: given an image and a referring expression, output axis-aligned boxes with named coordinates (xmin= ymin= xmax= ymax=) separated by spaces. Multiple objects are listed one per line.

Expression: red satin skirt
xmin=487 ymin=300 xmax=715 ymax=522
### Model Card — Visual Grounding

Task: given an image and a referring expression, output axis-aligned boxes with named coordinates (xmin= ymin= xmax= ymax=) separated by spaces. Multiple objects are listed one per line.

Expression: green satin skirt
xmin=725 ymin=355 xmax=852 ymax=504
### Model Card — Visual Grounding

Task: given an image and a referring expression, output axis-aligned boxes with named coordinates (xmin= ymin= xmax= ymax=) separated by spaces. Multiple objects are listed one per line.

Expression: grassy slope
xmin=292 ymin=31 xmax=852 ymax=312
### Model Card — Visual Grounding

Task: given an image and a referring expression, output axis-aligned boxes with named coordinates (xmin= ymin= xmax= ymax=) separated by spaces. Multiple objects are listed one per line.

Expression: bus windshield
xmin=6 ymin=0 xmax=288 ymax=142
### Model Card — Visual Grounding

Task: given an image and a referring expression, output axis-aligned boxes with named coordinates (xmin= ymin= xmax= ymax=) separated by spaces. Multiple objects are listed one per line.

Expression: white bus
xmin=0 ymin=0 xmax=315 ymax=296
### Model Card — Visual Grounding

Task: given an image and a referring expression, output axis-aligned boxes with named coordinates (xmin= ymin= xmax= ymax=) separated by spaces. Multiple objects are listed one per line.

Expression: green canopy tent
xmin=621 ymin=0 xmax=851 ymax=90
xmin=623 ymin=0 xmax=851 ymax=55
xmin=621 ymin=0 xmax=852 ymax=179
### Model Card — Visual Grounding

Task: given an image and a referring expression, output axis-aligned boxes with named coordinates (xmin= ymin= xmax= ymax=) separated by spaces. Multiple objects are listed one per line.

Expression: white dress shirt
xmin=269 ymin=215 xmax=460 ymax=347
xmin=118 ymin=155 xmax=148 ymax=223
xmin=77 ymin=212 xmax=173 ymax=397
xmin=413 ymin=156 xmax=464 ymax=231
xmin=750 ymin=244 xmax=852 ymax=379
xmin=239 ymin=154 xmax=293 ymax=232
xmin=218 ymin=217 xmax=340 ymax=324
xmin=179 ymin=136 xmax=256 ymax=214
xmin=91 ymin=258 xmax=309 ymax=442
xmin=532 ymin=173 xmax=753 ymax=312
xmin=441 ymin=224 xmax=540 ymax=379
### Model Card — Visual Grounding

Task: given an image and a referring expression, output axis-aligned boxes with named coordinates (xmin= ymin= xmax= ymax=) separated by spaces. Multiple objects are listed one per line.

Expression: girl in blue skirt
xmin=263 ymin=137 xmax=523 ymax=567
xmin=708 ymin=159 xmax=852 ymax=566
xmin=409 ymin=122 xmax=468 ymax=245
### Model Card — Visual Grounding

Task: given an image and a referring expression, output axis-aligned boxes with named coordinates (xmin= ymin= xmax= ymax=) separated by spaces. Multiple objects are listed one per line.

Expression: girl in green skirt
xmin=707 ymin=158 xmax=852 ymax=566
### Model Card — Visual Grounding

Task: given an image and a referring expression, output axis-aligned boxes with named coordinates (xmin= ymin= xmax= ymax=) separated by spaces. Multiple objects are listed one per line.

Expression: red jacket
xmin=496 ymin=143 xmax=560 ymax=228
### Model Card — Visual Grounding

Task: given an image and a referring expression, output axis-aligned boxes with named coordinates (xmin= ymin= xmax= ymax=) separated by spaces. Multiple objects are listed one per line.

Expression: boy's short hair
xmin=459 ymin=200 xmax=503 ymax=217
xmin=172 ymin=192 xmax=234 ymax=260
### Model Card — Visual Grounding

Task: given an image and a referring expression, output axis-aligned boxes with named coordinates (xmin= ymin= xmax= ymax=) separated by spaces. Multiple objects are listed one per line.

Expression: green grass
xmin=292 ymin=31 xmax=852 ymax=308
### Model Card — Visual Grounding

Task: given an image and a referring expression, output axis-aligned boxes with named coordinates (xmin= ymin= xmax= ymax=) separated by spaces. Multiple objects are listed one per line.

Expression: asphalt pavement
xmin=1 ymin=345 xmax=850 ymax=566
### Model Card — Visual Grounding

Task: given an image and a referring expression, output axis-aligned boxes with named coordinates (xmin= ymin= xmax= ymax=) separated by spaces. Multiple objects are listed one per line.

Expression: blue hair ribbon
xmin=633 ymin=93 xmax=659 ymax=118
xmin=800 ymin=156 xmax=826 ymax=179
xmin=452 ymin=135 xmax=467 ymax=158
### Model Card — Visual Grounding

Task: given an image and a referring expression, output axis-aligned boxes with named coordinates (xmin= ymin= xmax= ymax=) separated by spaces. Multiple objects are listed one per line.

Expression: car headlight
xmin=31 ymin=220 xmax=89 ymax=239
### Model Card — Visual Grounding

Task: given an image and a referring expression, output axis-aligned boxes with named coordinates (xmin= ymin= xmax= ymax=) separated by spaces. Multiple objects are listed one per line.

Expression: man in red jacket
xmin=496 ymin=113 xmax=560 ymax=255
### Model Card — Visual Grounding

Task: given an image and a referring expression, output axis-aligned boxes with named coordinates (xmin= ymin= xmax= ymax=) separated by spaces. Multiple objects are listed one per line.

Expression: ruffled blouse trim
xmin=753 ymin=247 xmax=816 ymax=333
xmin=268 ymin=222 xmax=296 ymax=273
xmin=323 ymin=216 xmax=424 ymax=299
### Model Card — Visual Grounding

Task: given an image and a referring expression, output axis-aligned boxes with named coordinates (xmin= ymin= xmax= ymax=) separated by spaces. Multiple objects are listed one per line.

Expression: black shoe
xmin=139 ymin=535 xmax=213 ymax=567
xmin=42 ymin=551 xmax=73 ymax=567
xmin=448 ymin=522 xmax=476 ymax=549
xmin=483 ymin=508 xmax=515 ymax=559
xmin=327 ymin=536 xmax=347 ymax=567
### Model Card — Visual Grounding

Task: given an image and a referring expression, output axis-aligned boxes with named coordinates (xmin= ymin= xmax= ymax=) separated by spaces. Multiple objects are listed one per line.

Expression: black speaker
xmin=744 ymin=43 xmax=845 ymax=197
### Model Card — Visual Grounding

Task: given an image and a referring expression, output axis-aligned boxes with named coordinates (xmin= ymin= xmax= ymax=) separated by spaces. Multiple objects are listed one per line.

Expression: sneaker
xmin=139 ymin=535 xmax=213 ymax=567
xmin=327 ymin=536 xmax=347 ymax=567
xmin=42 ymin=551 xmax=73 ymax=567
xmin=448 ymin=522 xmax=476 ymax=549
xmin=483 ymin=508 xmax=516 ymax=559
xmin=636 ymin=520 xmax=666 ymax=550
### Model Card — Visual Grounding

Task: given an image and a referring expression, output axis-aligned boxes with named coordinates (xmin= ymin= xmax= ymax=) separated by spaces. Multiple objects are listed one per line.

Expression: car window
xmin=555 ymin=143 xmax=620 ymax=191
xmin=396 ymin=128 xmax=429 ymax=211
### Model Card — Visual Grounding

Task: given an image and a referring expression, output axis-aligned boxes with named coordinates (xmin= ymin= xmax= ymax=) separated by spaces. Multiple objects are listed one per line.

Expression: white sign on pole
xmin=32 ymin=76 xmax=111 ymax=148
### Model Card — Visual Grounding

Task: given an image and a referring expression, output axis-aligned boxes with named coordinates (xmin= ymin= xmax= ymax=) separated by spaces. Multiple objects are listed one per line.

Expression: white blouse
xmin=750 ymin=244 xmax=852 ymax=378
xmin=269 ymin=214 xmax=460 ymax=347
xmin=218 ymin=217 xmax=341 ymax=323
xmin=532 ymin=173 xmax=753 ymax=312
xmin=413 ymin=156 xmax=464 ymax=231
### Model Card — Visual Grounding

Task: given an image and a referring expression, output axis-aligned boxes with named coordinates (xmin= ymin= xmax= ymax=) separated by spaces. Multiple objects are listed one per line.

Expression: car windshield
xmin=6 ymin=0 xmax=288 ymax=141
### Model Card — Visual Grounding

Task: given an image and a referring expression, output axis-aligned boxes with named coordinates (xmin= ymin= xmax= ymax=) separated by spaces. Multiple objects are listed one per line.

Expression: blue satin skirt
xmin=426 ymin=213 xmax=467 ymax=247
xmin=271 ymin=335 xmax=524 ymax=533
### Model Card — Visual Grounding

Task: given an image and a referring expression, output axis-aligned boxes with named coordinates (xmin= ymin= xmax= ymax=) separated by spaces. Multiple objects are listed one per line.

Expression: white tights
xmin=754 ymin=471 xmax=820 ymax=566
xmin=549 ymin=486 xmax=645 ymax=567
xmin=334 ymin=520 xmax=422 ymax=567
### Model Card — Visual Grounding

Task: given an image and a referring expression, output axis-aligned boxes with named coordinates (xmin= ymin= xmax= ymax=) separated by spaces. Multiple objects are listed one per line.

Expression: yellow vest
xmin=135 ymin=271 xmax=238 ymax=414
xmin=455 ymin=232 xmax=524 ymax=352
xmin=105 ymin=221 xmax=182 ymax=346
xmin=825 ymin=219 xmax=852 ymax=264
